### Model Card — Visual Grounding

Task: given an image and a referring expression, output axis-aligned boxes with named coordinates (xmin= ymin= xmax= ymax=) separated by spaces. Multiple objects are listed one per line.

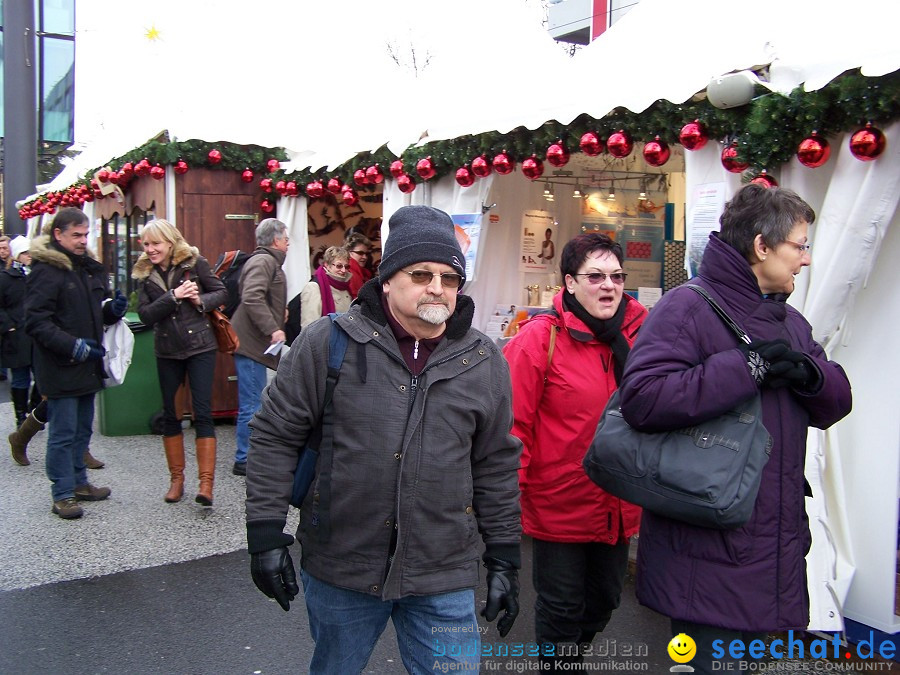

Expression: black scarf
xmin=562 ymin=291 xmax=631 ymax=384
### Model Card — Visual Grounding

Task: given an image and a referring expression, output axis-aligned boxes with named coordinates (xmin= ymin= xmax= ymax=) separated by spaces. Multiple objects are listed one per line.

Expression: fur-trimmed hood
xmin=28 ymin=234 xmax=102 ymax=272
xmin=131 ymin=240 xmax=200 ymax=280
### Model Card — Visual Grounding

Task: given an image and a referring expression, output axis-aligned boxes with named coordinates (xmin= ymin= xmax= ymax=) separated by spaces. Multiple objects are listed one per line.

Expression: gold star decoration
xmin=145 ymin=25 xmax=161 ymax=41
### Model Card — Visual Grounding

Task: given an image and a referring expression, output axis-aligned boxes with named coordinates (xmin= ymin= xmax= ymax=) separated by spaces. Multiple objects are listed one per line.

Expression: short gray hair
xmin=256 ymin=218 xmax=288 ymax=247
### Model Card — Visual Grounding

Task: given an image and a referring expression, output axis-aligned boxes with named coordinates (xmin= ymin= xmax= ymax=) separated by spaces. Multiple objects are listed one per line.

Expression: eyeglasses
xmin=573 ymin=272 xmax=627 ymax=285
xmin=330 ymin=263 xmax=350 ymax=271
xmin=400 ymin=269 xmax=464 ymax=289
xmin=349 ymin=249 xmax=369 ymax=256
xmin=783 ymin=239 xmax=811 ymax=253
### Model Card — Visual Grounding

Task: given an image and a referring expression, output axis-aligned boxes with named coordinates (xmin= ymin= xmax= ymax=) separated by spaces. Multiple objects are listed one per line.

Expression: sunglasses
xmin=349 ymin=249 xmax=369 ymax=256
xmin=573 ymin=272 xmax=627 ymax=285
xmin=331 ymin=263 xmax=350 ymax=271
xmin=400 ymin=269 xmax=464 ymax=289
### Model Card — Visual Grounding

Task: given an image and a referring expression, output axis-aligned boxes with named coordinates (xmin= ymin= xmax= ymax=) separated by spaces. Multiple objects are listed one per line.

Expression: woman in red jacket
xmin=503 ymin=233 xmax=647 ymax=671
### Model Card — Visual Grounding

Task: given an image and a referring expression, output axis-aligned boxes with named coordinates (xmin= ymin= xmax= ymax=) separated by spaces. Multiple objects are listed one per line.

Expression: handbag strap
xmin=684 ymin=284 xmax=752 ymax=345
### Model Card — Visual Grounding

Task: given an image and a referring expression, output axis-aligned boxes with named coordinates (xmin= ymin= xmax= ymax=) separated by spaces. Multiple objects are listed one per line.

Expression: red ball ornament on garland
xmin=521 ymin=155 xmax=544 ymax=181
xmin=120 ymin=162 xmax=134 ymax=180
xmin=97 ymin=169 xmax=110 ymax=183
xmin=306 ymin=180 xmax=325 ymax=199
xmin=389 ymin=160 xmax=405 ymax=179
xmin=174 ymin=159 xmax=189 ymax=175
xmin=455 ymin=166 xmax=475 ymax=188
xmin=326 ymin=177 xmax=344 ymax=194
xmin=607 ymin=130 xmax=634 ymax=158
xmin=416 ymin=157 xmax=436 ymax=181
xmin=260 ymin=177 xmax=273 ymax=193
xmin=471 ymin=155 xmax=492 ymax=178
xmin=492 ymin=151 xmax=514 ymax=175
xmin=241 ymin=168 xmax=254 ymax=183
xmin=135 ymin=159 xmax=151 ymax=177
xmin=260 ymin=199 xmax=275 ymax=214
xmin=849 ymin=123 xmax=886 ymax=161
xmin=208 ymin=149 xmax=222 ymax=165
xmin=796 ymin=132 xmax=830 ymax=168
xmin=275 ymin=180 xmax=287 ymax=195
xmin=546 ymin=141 xmax=570 ymax=168
xmin=267 ymin=159 xmax=281 ymax=173
xmin=397 ymin=173 xmax=416 ymax=194
xmin=643 ymin=136 xmax=671 ymax=167
xmin=721 ymin=143 xmax=749 ymax=173
xmin=108 ymin=171 xmax=120 ymax=185
xmin=579 ymin=131 xmax=604 ymax=157
xmin=353 ymin=169 xmax=369 ymax=187
xmin=342 ymin=188 xmax=360 ymax=206
xmin=679 ymin=120 xmax=709 ymax=151
xmin=285 ymin=181 xmax=299 ymax=197
xmin=366 ymin=165 xmax=384 ymax=185
xmin=749 ymin=170 xmax=778 ymax=188
xmin=150 ymin=164 xmax=166 ymax=180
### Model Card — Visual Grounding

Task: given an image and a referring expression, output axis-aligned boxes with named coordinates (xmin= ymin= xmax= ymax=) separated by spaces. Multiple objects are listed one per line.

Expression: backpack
xmin=213 ymin=250 xmax=278 ymax=319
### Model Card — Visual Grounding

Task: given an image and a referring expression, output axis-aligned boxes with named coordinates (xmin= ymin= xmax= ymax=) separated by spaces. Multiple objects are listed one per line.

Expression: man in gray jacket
xmin=246 ymin=205 xmax=522 ymax=673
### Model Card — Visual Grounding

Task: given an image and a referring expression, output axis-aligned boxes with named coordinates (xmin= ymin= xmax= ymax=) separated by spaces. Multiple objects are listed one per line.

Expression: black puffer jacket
xmin=25 ymin=235 xmax=117 ymax=398
xmin=133 ymin=241 xmax=227 ymax=359
xmin=0 ymin=263 xmax=33 ymax=369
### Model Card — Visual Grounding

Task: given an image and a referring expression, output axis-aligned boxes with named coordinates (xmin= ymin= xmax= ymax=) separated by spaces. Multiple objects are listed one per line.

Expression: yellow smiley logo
xmin=667 ymin=633 xmax=697 ymax=664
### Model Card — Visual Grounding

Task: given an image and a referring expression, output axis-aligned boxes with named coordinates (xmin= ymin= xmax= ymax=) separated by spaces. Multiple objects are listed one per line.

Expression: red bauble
xmin=326 ymin=177 xmax=343 ymax=194
xmin=679 ymin=120 xmax=709 ymax=151
xmin=416 ymin=157 xmax=436 ymax=181
xmin=241 ymin=168 xmax=254 ymax=183
xmin=546 ymin=142 xmax=570 ymax=168
xmin=275 ymin=180 xmax=287 ymax=195
xmin=260 ymin=177 xmax=273 ymax=193
xmin=283 ymin=181 xmax=297 ymax=197
xmin=579 ymin=131 xmax=604 ymax=157
xmin=849 ymin=123 xmax=886 ymax=161
xmin=208 ymin=149 xmax=222 ymax=164
xmin=750 ymin=170 xmax=778 ymax=188
xmin=366 ymin=164 xmax=384 ymax=184
xmin=643 ymin=136 xmax=671 ymax=167
xmin=607 ymin=130 xmax=634 ymax=158
xmin=521 ymin=155 xmax=544 ymax=181
xmin=135 ymin=158 xmax=151 ymax=176
xmin=306 ymin=180 xmax=325 ymax=199
xmin=150 ymin=164 xmax=166 ymax=180
xmin=796 ymin=132 xmax=831 ymax=168
xmin=721 ymin=143 xmax=750 ymax=173
xmin=342 ymin=188 xmax=359 ymax=206
xmin=108 ymin=171 xmax=120 ymax=185
xmin=120 ymin=162 xmax=134 ymax=179
xmin=174 ymin=159 xmax=189 ymax=175
xmin=97 ymin=169 xmax=110 ymax=183
xmin=471 ymin=155 xmax=492 ymax=178
xmin=267 ymin=159 xmax=281 ymax=172
xmin=389 ymin=160 xmax=405 ymax=178
xmin=353 ymin=169 xmax=369 ymax=186
xmin=397 ymin=173 xmax=416 ymax=194
xmin=492 ymin=151 xmax=514 ymax=175
xmin=455 ymin=166 xmax=475 ymax=188
xmin=260 ymin=200 xmax=275 ymax=214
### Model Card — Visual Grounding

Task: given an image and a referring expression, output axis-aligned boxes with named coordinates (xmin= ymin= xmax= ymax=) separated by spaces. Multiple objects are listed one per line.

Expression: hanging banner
xmin=451 ymin=213 xmax=482 ymax=283
xmin=686 ymin=182 xmax=726 ymax=277
xmin=520 ymin=210 xmax=556 ymax=273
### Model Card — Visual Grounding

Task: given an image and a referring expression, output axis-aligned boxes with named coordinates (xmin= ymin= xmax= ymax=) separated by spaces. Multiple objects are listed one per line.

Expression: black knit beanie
xmin=378 ymin=206 xmax=467 ymax=286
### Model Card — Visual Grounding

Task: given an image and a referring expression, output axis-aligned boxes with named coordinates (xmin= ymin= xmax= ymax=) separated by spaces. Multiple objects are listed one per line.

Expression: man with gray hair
xmin=230 ymin=218 xmax=289 ymax=476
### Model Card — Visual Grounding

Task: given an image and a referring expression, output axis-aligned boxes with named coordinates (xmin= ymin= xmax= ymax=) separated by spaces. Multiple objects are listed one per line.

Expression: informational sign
xmin=687 ymin=182 xmax=726 ymax=277
xmin=519 ymin=210 xmax=556 ymax=272
xmin=582 ymin=215 xmax=665 ymax=290
xmin=451 ymin=213 xmax=482 ymax=282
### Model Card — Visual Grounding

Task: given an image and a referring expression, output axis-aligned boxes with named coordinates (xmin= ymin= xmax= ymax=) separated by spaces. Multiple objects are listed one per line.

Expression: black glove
xmin=766 ymin=351 xmax=821 ymax=391
xmin=72 ymin=338 xmax=105 ymax=363
xmin=110 ymin=290 xmax=128 ymax=318
xmin=250 ymin=547 xmax=299 ymax=611
xmin=741 ymin=339 xmax=791 ymax=385
xmin=481 ymin=557 xmax=519 ymax=637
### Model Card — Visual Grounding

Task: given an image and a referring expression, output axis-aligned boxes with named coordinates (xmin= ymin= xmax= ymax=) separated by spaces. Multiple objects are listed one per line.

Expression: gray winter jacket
xmin=245 ymin=280 xmax=522 ymax=600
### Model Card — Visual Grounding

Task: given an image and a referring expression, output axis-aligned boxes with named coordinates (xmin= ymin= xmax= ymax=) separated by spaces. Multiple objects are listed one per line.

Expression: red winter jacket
xmin=503 ymin=291 xmax=647 ymax=544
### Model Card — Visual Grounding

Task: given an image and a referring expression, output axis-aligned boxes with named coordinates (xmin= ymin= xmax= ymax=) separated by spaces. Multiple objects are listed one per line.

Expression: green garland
xmin=20 ymin=69 xmax=900 ymax=214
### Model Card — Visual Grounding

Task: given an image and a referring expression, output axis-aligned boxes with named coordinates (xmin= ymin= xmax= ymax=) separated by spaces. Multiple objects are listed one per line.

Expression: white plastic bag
xmin=102 ymin=320 xmax=135 ymax=387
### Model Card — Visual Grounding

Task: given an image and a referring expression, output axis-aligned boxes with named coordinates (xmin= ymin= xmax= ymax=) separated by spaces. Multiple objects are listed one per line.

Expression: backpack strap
xmin=538 ymin=308 xmax=561 ymax=383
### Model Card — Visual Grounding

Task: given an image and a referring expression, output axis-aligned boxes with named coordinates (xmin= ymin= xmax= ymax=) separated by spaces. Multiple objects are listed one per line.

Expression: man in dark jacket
xmin=25 ymin=207 xmax=128 ymax=519
xmin=246 ymin=205 xmax=522 ymax=673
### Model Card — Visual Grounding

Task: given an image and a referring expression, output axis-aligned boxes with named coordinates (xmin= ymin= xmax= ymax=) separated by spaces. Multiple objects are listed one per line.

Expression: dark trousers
xmin=533 ymin=538 xmax=630 ymax=666
xmin=156 ymin=350 xmax=217 ymax=438
xmin=671 ymin=618 xmax=768 ymax=675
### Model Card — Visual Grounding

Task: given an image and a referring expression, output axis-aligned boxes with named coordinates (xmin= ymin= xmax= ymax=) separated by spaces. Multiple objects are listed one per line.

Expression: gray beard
xmin=417 ymin=304 xmax=451 ymax=325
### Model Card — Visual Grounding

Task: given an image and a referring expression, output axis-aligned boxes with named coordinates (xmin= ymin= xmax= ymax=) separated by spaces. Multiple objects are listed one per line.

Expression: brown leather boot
xmin=195 ymin=437 xmax=216 ymax=506
xmin=9 ymin=411 xmax=44 ymax=466
xmin=83 ymin=450 xmax=105 ymax=469
xmin=163 ymin=434 xmax=186 ymax=503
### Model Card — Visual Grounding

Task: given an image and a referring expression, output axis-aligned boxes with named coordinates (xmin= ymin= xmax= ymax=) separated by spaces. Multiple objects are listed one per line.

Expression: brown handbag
xmin=208 ymin=308 xmax=239 ymax=353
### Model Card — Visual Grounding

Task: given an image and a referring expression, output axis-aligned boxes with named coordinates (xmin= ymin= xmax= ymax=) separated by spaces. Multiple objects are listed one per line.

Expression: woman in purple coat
xmin=619 ymin=184 xmax=852 ymax=674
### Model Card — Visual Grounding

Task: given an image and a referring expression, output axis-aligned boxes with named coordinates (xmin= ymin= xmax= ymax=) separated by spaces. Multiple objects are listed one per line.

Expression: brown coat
xmin=231 ymin=247 xmax=287 ymax=369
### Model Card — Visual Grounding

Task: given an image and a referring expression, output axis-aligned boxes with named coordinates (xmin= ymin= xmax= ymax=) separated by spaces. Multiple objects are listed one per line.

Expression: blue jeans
xmin=10 ymin=366 xmax=32 ymax=390
xmin=234 ymin=354 xmax=267 ymax=464
xmin=46 ymin=394 xmax=95 ymax=500
xmin=301 ymin=571 xmax=480 ymax=674
xmin=156 ymin=351 xmax=217 ymax=438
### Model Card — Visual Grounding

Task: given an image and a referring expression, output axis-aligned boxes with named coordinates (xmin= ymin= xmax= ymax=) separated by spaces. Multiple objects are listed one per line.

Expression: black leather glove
xmin=481 ymin=557 xmax=519 ymax=637
xmin=110 ymin=290 xmax=128 ymax=318
xmin=72 ymin=338 xmax=105 ymax=363
xmin=766 ymin=351 xmax=821 ymax=391
xmin=250 ymin=547 xmax=299 ymax=612
xmin=741 ymin=339 xmax=791 ymax=385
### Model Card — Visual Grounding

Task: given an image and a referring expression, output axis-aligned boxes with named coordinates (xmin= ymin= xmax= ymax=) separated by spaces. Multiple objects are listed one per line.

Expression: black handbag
xmin=583 ymin=285 xmax=773 ymax=530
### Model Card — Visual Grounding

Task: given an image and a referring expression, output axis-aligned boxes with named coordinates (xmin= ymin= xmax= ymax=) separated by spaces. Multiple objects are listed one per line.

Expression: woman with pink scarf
xmin=299 ymin=246 xmax=353 ymax=329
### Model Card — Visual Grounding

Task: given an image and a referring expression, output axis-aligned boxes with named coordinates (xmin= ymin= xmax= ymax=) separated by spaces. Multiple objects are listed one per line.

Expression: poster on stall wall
xmin=520 ymin=210 xmax=556 ymax=272
xmin=687 ymin=182 xmax=726 ymax=277
xmin=451 ymin=213 xmax=482 ymax=282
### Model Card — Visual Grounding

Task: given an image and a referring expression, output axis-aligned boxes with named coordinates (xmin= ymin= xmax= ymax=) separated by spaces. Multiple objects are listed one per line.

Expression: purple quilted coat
xmin=618 ymin=233 xmax=852 ymax=632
